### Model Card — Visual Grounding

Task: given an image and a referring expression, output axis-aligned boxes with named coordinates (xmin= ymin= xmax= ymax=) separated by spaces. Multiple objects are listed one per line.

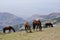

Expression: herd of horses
xmin=3 ymin=19 xmax=53 ymax=33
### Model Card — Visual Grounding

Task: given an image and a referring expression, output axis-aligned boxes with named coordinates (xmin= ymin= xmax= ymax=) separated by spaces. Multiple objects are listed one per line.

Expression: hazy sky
xmin=0 ymin=0 xmax=60 ymax=18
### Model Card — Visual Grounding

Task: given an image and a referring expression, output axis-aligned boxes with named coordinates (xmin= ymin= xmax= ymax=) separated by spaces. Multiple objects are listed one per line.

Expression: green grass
xmin=0 ymin=27 xmax=60 ymax=40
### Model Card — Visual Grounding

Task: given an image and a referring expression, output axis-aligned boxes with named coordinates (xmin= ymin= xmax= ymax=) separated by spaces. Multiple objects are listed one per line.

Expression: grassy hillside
xmin=0 ymin=27 xmax=60 ymax=40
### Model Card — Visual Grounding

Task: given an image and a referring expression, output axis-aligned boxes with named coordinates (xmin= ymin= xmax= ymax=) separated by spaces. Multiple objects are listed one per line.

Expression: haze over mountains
xmin=0 ymin=12 xmax=60 ymax=25
xmin=0 ymin=12 xmax=25 ymax=26
xmin=0 ymin=12 xmax=60 ymax=31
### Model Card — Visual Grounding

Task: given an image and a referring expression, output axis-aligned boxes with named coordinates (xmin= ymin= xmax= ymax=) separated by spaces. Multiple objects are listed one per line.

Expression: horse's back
xmin=33 ymin=20 xmax=41 ymax=25
xmin=24 ymin=22 xmax=30 ymax=27
xmin=45 ymin=23 xmax=52 ymax=25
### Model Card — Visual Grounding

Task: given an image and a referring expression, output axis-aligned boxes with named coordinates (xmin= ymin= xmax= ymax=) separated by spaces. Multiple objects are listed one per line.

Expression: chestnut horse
xmin=24 ymin=22 xmax=32 ymax=33
xmin=3 ymin=26 xmax=15 ymax=33
xmin=33 ymin=20 xmax=42 ymax=31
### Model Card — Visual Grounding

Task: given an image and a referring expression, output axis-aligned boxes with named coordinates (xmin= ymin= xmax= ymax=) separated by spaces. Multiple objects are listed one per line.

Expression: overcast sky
xmin=0 ymin=0 xmax=60 ymax=18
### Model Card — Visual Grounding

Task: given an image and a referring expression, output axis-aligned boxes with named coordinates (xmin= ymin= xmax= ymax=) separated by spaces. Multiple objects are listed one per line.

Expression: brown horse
xmin=24 ymin=22 xmax=32 ymax=33
xmin=3 ymin=26 xmax=15 ymax=33
xmin=33 ymin=20 xmax=42 ymax=31
xmin=45 ymin=23 xmax=53 ymax=28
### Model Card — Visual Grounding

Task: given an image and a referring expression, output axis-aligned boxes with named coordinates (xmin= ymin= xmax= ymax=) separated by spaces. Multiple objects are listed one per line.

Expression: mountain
xmin=27 ymin=12 xmax=60 ymax=27
xmin=45 ymin=12 xmax=60 ymax=19
xmin=0 ymin=12 xmax=25 ymax=31
xmin=0 ymin=12 xmax=25 ymax=26
xmin=52 ymin=17 xmax=60 ymax=24
xmin=43 ymin=13 xmax=60 ymax=24
xmin=27 ymin=14 xmax=47 ymax=22
xmin=27 ymin=12 xmax=60 ymax=22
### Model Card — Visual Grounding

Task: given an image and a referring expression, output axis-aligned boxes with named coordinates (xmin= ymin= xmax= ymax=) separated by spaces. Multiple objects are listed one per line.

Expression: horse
xmin=3 ymin=26 xmax=15 ymax=33
xmin=24 ymin=22 xmax=32 ymax=33
xmin=32 ymin=19 xmax=42 ymax=31
xmin=45 ymin=23 xmax=53 ymax=28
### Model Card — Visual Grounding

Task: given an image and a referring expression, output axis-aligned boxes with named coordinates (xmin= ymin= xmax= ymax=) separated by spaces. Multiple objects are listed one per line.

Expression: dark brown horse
xmin=33 ymin=20 xmax=42 ymax=31
xmin=3 ymin=26 xmax=15 ymax=33
xmin=45 ymin=23 xmax=53 ymax=28
xmin=24 ymin=22 xmax=32 ymax=33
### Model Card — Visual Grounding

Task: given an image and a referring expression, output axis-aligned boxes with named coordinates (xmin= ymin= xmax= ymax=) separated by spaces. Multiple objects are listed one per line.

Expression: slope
xmin=0 ymin=27 xmax=60 ymax=40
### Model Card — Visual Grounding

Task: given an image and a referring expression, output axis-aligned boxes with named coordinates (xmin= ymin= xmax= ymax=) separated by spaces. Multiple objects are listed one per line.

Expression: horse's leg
xmin=45 ymin=24 xmax=47 ymax=28
xmin=25 ymin=26 xmax=28 ymax=32
xmin=29 ymin=30 xmax=32 ymax=33
xmin=39 ymin=25 xmax=42 ymax=31
xmin=3 ymin=29 xmax=5 ymax=33
xmin=36 ymin=25 xmax=39 ymax=31
xmin=49 ymin=25 xmax=51 ymax=27
xmin=46 ymin=25 xmax=48 ymax=27
xmin=9 ymin=29 xmax=11 ymax=33
xmin=28 ymin=26 xmax=32 ymax=33
xmin=51 ymin=24 xmax=53 ymax=27
xmin=36 ymin=25 xmax=39 ymax=29
xmin=33 ymin=25 xmax=36 ymax=31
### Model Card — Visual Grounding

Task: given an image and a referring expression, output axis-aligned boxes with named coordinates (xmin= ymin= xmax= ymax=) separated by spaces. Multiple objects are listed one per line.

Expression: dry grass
xmin=0 ymin=27 xmax=60 ymax=40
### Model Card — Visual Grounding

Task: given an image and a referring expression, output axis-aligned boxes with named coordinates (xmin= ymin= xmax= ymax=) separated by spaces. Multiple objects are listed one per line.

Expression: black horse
xmin=33 ymin=20 xmax=42 ymax=31
xmin=3 ymin=26 xmax=15 ymax=33
xmin=45 ymin=23 xmax=53 ymax=28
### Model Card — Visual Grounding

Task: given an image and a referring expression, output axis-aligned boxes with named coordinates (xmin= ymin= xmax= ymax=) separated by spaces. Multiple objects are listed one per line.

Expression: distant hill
xmin=26 ymin=12 xmax=60 ymax=27
xmin=27 ymin=14 xmax=47 ymax=21
xmin=27 ymin=12 xmax=60 ymax=21
xmin=27 ymin=12 xmax=60 ymax=22
xmin=42 ymin=15 xmax=60 ymax=25
xmin=0 ymin=12 xmax=25 ymax=31
xmin=45 ymin=13 xmax=60 ymax=19
xmin=52 ymin=17 xmax=60 ymax=24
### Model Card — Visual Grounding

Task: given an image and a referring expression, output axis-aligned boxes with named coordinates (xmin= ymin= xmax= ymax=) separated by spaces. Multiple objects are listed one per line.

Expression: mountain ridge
xmin=27 ymin=12 xmax=60 ymax=21
xmin=0 ymin=12 xmax=25 ymax=31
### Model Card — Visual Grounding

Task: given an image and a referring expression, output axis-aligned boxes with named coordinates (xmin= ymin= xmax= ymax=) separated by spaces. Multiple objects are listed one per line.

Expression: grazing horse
xmin=33 ymin=20 xmax=42 ymax=31
xmin=45 ymin=23 xmax=53 ymax=28
xmin=3 ymin=26 xmax=15 ymax=33
xmin=24 ymin=22 xmax=32 ymax=33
